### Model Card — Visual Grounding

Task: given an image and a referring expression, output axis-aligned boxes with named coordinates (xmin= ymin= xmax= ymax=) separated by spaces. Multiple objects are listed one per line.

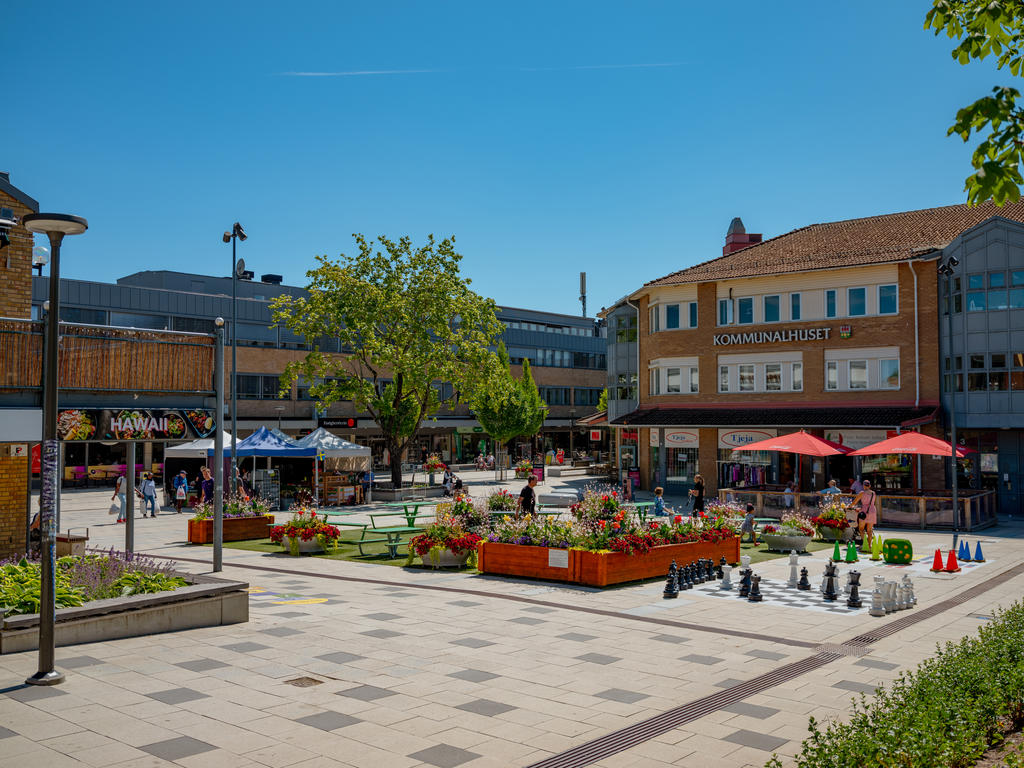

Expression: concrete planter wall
xmin=0 ymin=573 xmax=249 ymax=654
xmin=818 ymin=526 xmax=853 ymax=542
xmin=373 ymin=486 xmax=446 ymax=501
xmin=762 ymin=533 xmax=812 ymax=553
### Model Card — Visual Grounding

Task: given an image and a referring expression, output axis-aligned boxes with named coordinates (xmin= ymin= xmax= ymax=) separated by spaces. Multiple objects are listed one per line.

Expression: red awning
xmin=730 ymin=430 xmax=851 ymax=457
xmin=848 ymin=431 xmax=971 ymax=457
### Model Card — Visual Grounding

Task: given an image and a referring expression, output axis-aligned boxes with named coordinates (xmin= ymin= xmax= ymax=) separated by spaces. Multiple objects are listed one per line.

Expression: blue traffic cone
xmin=974 ymin=540 xmax=986 ymax=563
xmin=958 ymin=540 xmax=970 ymax=562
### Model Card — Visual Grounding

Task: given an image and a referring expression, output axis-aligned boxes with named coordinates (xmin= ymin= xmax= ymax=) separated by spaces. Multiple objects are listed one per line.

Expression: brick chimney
xmin=723 ymin=217 xmax=762 ymax=256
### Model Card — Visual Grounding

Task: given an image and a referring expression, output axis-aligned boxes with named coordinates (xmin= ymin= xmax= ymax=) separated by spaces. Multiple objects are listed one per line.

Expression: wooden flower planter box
xmin=187 ymin=515 xmax=275 ymax=545
xmin=477 ymin=537 xmax=740 ymax=588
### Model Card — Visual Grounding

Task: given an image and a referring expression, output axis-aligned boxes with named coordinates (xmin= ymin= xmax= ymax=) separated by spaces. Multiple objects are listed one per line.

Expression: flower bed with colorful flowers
xmin=811 ymin=497 xmax=853 ymax=534
xmin=269 ymin=507 xmax=341 ymax=556
xmin=423 ymin=454 xmax=447 ymax=473
xmin=763 ymin=512 xmax=816 ymax=538
xmin=486 ymin=489 xmax=518 ymax=512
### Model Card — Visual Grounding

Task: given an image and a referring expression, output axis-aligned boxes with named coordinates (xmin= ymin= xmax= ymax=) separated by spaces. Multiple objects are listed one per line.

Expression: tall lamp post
xmin=569 ymin=408 xmax=576 ymax=466
xmin=22 ymin=212 xmax=88 ymax=687
xmin=222 ymin=223 xmax=246 ymax=494
xmin=938 ymin=255 xmax=961 ymax=550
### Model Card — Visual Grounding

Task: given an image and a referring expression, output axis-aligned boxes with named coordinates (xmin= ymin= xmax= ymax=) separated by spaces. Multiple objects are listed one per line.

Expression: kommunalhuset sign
xmin=713 ymin=327 xmax=833 ymax=346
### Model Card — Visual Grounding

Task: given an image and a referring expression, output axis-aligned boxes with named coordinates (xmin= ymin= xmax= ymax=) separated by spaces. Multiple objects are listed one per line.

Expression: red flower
xmin=598 ymin=520 xmax=607 ymax=529
xmin=611 ymin=522 xmax=621 ymax=530
xmin=673 ymin=515 xmax=682 ymax=524
xmin=611 ymin=491 xmax=618 ymax=497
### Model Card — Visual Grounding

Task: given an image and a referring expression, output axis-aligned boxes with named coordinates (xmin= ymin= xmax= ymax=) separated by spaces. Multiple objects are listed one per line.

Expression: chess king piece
xmin=720 ymin=564 xmax=733 ymax=590
xmin=741 ymin=554 xmax=751 ymax=568
xmin=738 ymin=567 xmax=752 ymax=598
xmin=787 ymin=551 xmax=799 ymax=588
xmin=716 ymin=556 xmax=726 ymax=579
xmin=706 ymin=559 xmax=716 ymax=582
xmin=681 ymin=563 xmax=693 ymax=590
xmin=797 ymin=566 xmax=811 ymax=590
xmin=869 ymin=587 xmax=886 ymax=617
xmin=883 ymin=581 xmax=896 ymax=613
xmin=847 ymin=570 xmax=862 ymax=609
xmin=901 ymin=575 xmax=916 ymax=607
xmin=748 ymin=573 xmax=763 ymax=602
xmin=822 ymin=561 xmax=839 ymax=602
xmin=895 ymin=582 xmax=907 ymax=611
xmin=694 ymin=561 xmax=706 ymax=585
xmin=663 ymin=561 xmax=679 ymax=599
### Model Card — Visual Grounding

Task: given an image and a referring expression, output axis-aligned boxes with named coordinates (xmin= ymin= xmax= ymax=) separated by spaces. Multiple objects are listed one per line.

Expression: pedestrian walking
xmin=140 ymin=472 xmax=157 ymax=517
xmin=199 ymin=466 xmax=214 ymax=506
xmin=172 ymin=470 xmax=188 ymax=513
xmin=518 ymin=476 xmax=538 ymax=517
xmin=113 ymin=473 xmax=127 ymax=523
xmin=689 ymin=473 xmax=705 ymax=516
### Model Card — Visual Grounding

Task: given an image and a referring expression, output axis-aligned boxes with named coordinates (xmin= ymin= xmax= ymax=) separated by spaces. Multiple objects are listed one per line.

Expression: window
xmin=792 ymin=362 xmax=803 ymax=391
xmin=790 ymin=293 xmax=801 ymax=321
xmin=737 ymin=298 xmax=753 ymax=324
xmin=989 ymin=372 xmax=1009 ymax=390
xmin=968 ymin=373 xmax=988 ymax=391
xmin=649 ymin=307 xmax=659 ymax=333
xmin=540 ymin=387 xmax=570 ymax=405
xmin=849 ymin=360 xmax=868 ymax=389
xmin=765 ymin=363 xmax=782 ymax=391
xmin=738 ymin=364 xmax=755 ymax=392
xmin=1011 ymin=288 xmax=1024 ymax=309
xmin=688 ymin=367 xmax=699 ymax=393
xmin=109 ymin=312 xmax=169 ymax=330
xmin=615 ymin=315 xmax=637 ymax=342
xmin=848 ymin=287 xmax=867 ymax=317
xmin=666 ymin=368 xmax=681 ymax=394
xmin=1013 ymin=372 xmax=1024 ymax=390
xmin=990 ymin=288 xmax=1009 ymax=310
xmin=991 ymin=272 xmax=1006 ymax=288
xmin=878 ymin=284 xmax=898 ymax=315
xmin=879 ymin=359 xmax=900 ymax=388
xmin=968 ymin=274 xmax=984 ymax=289
xmin=665 ymin=304 xmax=680 ymax=329
xmin=60 ymin=307 xmax=107 ymax=324
xmin=825 ymin=289 xmax=837 ymax=318
xmin=262 ymin=376 xmax=281 ymax=399
xmin=763 ymin=295 xmax=780 ymax=323
xmin=945 ymin=373 xmax=964 ymax=392
xmin=970 ymin=354 xmax=986 ymax=369
xmin=236 ymin=375 xmax=261 ymax=399
xmin=173 ymin=316 xmax=215 ymax=334
xmin=968 ymin=273 xmax=987 ymax=311
xmin=992 ymin=353 xmax=1007 ymax=368
xmin=688 ymin=302 xmax=698 ymax=328
xmin=616 ymin=373 xmax=637 ymax=400
xmin=573 ymin=388 xmax=603 ymax=406
xmin=718 ymin=299 xmax=733 ymax=325
xmin=719 ymin=365 xmax=729 ymax=392
xmin=826 ymin=361 xmax=838 ymax=390
xmin=944 ymin=276 xmax=963 ymax=315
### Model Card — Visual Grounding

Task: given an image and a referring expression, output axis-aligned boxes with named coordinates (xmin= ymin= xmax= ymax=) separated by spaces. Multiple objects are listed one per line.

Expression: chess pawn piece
xmin=797 ymin=566 xmax=811 ymax=590
xmin=716 ymin=556 xmax=726 ymax=579
xmin=675 ymin=564 xmax=686 ymax=592
xmin=902 ymin=575 xmax=917 ymax=607
xmin=720 ymin=564 xmax=733 ymax=590
xmin=846 ymin=570 xmax=862 ymax=609
xmin=706 ymin=559 xmax=716 ymax=582
xmin=738 ymin=568 xmax=752 ymax=598
xmin=748 ymin=573 xmax=763 ymax=602
xmin=663 ymin=562 xmax=679 ymax=599
xmin=681 ymin=564 xmax=693 ymax=590
xmin=869 ymin=588 xmax=886 ymax=617
xmin=741 ymin=554 xmax=751 ymax=568
xmin=822 ymin=562 xmax=839 ymax=602
xmin=694 ymin=561 xmax=706 ymax=585
xmin=873 ymin=574 xmax=886 ymax=596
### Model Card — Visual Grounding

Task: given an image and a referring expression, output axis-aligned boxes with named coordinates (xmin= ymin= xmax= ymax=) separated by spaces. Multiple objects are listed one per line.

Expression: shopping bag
xmin=176 ymin=486 xmax=186 ymax=500
xmin=108 ymin=503 xmax=119 ymax=515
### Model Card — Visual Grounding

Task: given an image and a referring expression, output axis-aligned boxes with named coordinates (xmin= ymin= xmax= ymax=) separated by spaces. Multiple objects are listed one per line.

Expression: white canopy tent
xmin=164 ymin=431 xmax=234 ymax=459
xmin=295 ymin=428 xmax=371 ymax=472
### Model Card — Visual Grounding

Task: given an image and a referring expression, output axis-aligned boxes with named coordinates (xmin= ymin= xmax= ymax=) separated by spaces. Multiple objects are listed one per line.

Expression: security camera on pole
xmin=222 ymin=222 xmax=247 ymax=496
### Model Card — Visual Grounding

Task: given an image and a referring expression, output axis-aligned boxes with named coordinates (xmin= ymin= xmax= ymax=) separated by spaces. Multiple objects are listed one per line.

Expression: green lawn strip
xmin=766 ymin=600 xmax=1024 ymax=768
xmin=741 ymin=540 xmax=833 ymax=565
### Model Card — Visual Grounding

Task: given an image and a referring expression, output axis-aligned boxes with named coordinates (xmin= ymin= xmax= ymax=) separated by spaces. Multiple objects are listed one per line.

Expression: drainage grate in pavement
xmin=284 ymin=677 xmax=324 ymax=687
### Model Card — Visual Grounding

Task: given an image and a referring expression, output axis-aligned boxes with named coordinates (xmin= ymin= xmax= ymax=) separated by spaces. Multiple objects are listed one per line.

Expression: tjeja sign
xmin=648 ymin=429 xmax=699 ymax=447
xmin=713 ymin=327 xmax=833 ymax=346
xmin=718 ymin=429 xmax=777 ymax=449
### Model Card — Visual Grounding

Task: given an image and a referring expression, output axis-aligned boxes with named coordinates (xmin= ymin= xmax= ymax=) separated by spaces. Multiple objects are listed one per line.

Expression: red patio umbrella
xmin=731 ymin=430 xmax=851 ymax=457
xmin=847 ymin=431 xmax=971 ymax=458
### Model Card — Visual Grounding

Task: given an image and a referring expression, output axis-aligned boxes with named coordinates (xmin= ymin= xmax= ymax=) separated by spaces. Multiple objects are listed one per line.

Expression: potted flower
xmin=269 ymin=507 xmax=341 ymax=556
xmin=811 ymin=498 xmax=853 ymax=541
xmin=761 ymin=512 xmax=815 ymax=552
xmin=407 ymin=522 xmax=483 ymax=568
xmin=423 ymin=453 xmax=446 ymax=484
xmin=514 ymin=459 xmax=532 ymax=479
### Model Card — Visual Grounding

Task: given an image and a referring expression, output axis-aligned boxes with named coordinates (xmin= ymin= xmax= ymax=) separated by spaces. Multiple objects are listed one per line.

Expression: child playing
xmin=740 ymin=503 xmax=758 ymax=544
xmin=653 ymin=487 xmax=671 ymax=517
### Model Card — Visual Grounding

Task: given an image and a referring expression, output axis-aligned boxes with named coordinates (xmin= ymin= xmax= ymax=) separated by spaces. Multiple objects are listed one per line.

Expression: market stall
xmin=295 ymin=428 xmax=372 ymax=505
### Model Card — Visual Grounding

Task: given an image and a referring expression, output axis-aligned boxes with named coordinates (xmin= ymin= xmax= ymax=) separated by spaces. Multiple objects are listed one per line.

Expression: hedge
xmin=767 ymin=601 xmax=1024 ymax=768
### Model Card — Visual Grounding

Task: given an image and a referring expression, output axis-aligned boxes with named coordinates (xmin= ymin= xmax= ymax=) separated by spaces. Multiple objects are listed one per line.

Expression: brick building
xmin=607 ymin=202 xmax=1024 ymax=510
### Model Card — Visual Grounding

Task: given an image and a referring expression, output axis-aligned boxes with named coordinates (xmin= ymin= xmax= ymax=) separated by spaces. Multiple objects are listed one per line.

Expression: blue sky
xmin=6 ymin=1 xmax=1010 ymax=315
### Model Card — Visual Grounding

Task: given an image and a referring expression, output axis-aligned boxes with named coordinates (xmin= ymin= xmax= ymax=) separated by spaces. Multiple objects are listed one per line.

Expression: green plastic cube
xmin=882 ymin=538 xmax=913 ymax=565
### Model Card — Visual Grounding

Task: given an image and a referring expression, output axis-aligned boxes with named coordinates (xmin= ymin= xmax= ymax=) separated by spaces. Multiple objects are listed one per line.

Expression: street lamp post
xmin=938 ymin=256 xmax=961 ymax=551
xmin=22 ymin=213 xmax=88 ymax=687
xmin=222 ymin=223 xmax=247 ymax=495
xmin=275 ymin=405 xmax=285 ymax=432
xmin=569 ymin=408 xmax=576 ymax=466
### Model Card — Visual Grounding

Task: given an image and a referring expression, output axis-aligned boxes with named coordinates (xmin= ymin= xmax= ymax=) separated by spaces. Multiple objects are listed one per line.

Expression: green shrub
xmin=768 ymin=601 xmax=1024 ymax=768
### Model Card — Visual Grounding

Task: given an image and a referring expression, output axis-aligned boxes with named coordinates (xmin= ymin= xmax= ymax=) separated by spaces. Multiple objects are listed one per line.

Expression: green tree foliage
xmin=473 ymin=344 xmax=547 ymax=471
xmin=271 ymin=234 xmax=503 ymax=487
xmin=927 ymin=0 xmax=1024 ymax=204
xmin=597 ymin=387 xmax=608 ymax=413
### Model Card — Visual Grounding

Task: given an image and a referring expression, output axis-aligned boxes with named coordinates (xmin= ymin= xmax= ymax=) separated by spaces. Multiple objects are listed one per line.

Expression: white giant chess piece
xmin=720 ymin=564 xmax=733 ymax=590
xmin=883 ymin=581 xmax=896 ymax=613
xmin=741 ymin=554 xmax=751 ymax=568
xmin=895 ymin=583 xmax=907 ymax=611
xmin=869 ymin=587 xmax=886 ymax=617
xmin=902 ymin=575 xmax=917 ymax=607
xmin=788 ymin=551 xmax=799 ymax=588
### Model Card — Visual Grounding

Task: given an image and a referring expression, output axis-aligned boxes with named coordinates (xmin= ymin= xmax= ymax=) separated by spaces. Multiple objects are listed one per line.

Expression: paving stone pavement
xmin=3 ymin=473 xmax=1023 ymax=767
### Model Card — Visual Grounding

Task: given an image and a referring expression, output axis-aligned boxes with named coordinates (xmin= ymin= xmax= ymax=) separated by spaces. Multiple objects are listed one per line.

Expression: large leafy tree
xmin=272 ymin=234 xmax=503 ymax=487
xmin=927 ymin=0 xmax=1024 ymax=204
xmin=473 ymin=343 xmax=547 ymax=476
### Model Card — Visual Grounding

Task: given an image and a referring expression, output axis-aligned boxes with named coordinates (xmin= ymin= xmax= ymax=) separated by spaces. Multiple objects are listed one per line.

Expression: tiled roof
xmin=611 ymin=406 xmax=938 ymax=429
xmin=644 ymin=200 xmax=1024 ymax=287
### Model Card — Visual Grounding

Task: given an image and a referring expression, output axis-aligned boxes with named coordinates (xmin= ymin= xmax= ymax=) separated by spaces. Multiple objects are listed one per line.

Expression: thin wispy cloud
xmin=518 ymin=62 xmax=684 ymax=72
xmin=282 ymin=69 xmax=441 ymax=77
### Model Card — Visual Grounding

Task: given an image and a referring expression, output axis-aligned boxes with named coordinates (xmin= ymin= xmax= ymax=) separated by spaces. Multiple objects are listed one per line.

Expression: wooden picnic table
xmin=383 ymin=501 xmax=434 ymax=526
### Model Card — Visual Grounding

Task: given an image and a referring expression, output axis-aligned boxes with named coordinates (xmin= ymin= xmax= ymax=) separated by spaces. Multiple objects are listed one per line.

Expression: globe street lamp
xmin=938 ymin=255 xmax=961 ymax=550
xmin=22 ymin=212 xmax=88 ymax=687
xmin=222 ymin=223 xmax=246 ymax=494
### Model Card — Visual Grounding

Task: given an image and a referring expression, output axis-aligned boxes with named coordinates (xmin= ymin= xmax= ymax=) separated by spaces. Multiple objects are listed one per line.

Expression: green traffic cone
xmin=832 ymin=541 xmax=842 ymax=562
xmin=870 ymin=536 xmax=883 ymax=561
xmin=844 ymin=541 xmax=859 ymax=563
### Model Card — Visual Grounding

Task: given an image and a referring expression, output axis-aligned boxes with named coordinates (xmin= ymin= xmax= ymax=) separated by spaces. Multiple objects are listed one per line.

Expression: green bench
xmin=335 ymin=522 xmax=421 ymax=558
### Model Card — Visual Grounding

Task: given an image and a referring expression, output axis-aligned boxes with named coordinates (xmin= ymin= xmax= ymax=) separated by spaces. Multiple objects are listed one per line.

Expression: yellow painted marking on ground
xmin=245 ymin=587 xmax=268 ymax=593
xmin=270 ymin=598 xmax=328 ymax=605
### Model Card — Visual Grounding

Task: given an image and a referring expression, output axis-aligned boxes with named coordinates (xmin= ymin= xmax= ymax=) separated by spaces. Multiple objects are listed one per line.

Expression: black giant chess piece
xmin=694 ymin=561 xmax=705 ymax=584
xmin=847 ymin=570 xmax=862 ymax=609
xmin=822 ymin=561 xmax=838 ymax=602
xmin=716 ymin=556 xmax=726 ymax=580
xmin=663 ymin=561 xmax=679 ymax=599
xmin=797 ymin=566 xmax=811 ymax=591
xmin=681 ymin=563 xmax=692 ymax=590
xmin=705 ymin=559 xmax=716 ymax=582
xmin=748 ymin=573 xmax=763 ymax=602
xmin=738 ymin=567 xmax=752 ymax=598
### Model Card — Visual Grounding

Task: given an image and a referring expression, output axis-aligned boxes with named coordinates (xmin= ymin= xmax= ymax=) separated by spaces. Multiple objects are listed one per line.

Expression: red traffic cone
xmin=944 ymin=548 xmax=961 ymax=574
xmin=930 ymin=548 xmax=944 ymax=572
